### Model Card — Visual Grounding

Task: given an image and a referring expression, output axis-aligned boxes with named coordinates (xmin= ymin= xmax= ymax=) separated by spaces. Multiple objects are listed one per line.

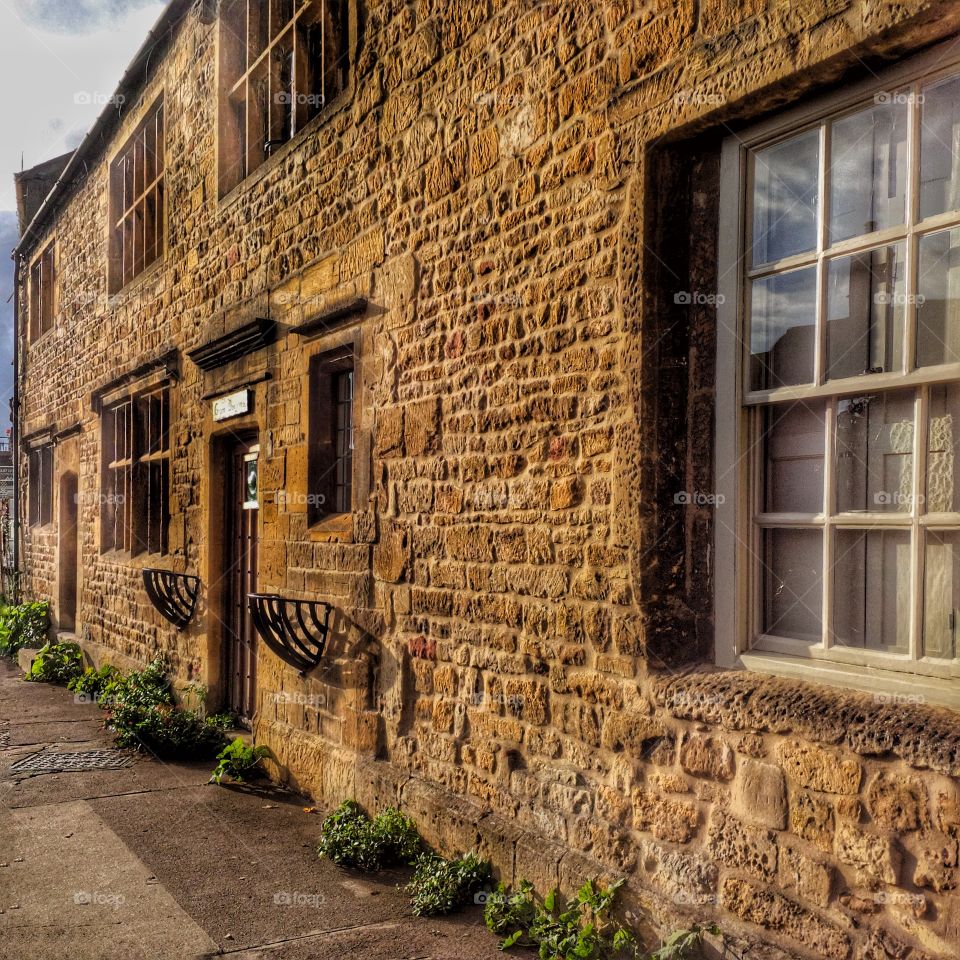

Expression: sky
xmin=0 ymin=0 xmax=167 ymax=435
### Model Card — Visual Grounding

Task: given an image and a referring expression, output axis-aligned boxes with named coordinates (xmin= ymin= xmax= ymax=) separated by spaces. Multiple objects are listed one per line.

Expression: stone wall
xmin=15 ymin=1 xmax=960 ymax=957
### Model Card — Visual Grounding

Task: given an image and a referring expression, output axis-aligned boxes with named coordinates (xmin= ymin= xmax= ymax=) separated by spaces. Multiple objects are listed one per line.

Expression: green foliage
xmin=406 ymin=851 xmax=491 ymax=916
xmin=0 ymin=601 xmax=50 ymax=657
xmin=67 ymin=663 xmax=122 ymax=703
xmin=316 ymin=800 xmax=422 ymax=871
xmin=25 ymin=641 xmax=84 ymax=684
xmin=79 ymin=655 xmax=228 ymax=759
xmin=648 ymin=925 xmax=720 ymax=960
xmin=485 ymin=878 xmax=639 ymax=960
xmin=485 ymin=879 xmax=719 ymax=960
xmin=210 ymin=738 xmax=272 ymax=784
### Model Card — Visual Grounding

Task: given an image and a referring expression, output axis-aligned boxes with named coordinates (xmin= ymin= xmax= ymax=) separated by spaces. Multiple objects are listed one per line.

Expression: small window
xmin=28 ymin=445 xmax=53 ymax=527
xmin=218 ymin=0 xmax=350 ymax=196
xmin=717 ymin=52 xmax=960 ymax=683
xmin=101 ymin=387 xmax=170 ymax=554
xmin=308 ymin=349 xmax=354 ymax=522
xmin=29 ymin=243 xmax=55 ymax=341
xmin=109 ymin=99 xmax=165 ymax=292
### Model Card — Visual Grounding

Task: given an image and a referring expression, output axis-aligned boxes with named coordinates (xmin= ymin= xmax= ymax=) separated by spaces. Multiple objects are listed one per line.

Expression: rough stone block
xmin=835 ymin=821 xmax=901 ymax=886
xmin=679 ymin=734 xmax=735 ymax=780
xmin=777 ymin=739 xmax=862 ymax=795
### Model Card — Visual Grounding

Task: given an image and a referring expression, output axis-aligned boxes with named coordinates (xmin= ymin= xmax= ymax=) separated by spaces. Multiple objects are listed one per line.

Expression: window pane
xmin=752 ymin=129 xmax=820 ymax=265
xmin=762 ymin=528 xmax=823 ymax=642
xmin=749 ymin=266 xmax=817 ymax=390
xmin=834 ymin=529 xmax=911 ymax=653
xmin=764 ymin=401 xmax=825 ymax=513
xmin=924 ymin=530 xmax=960 ymax=659
xmin=920 ymin=73 xmax=960 ymax=220
xmin=916 ymin=227 xmax=960 ymax=368
xmin=836 ymin=390 xmax=915 ymax=513
xmin=829 ymin=99 xmax=908 ymax=243
xmin=928 ymin=383 xmax=960 ymax=513
xmin=826 ymin=244 xmax=904 ymax=380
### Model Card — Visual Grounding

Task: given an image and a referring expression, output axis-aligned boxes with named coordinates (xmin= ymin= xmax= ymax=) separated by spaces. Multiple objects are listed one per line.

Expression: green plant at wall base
xmin=67 ymin=664 xmax=122 ymax=703
xmin=648 ymin=925 xmax=720 ymax=960
xmin=210 ymin=738 xmax=272 ymax=784
xmin=25 ymin=641 xmax=84 ymax=684
xmin=88 ymin=655 xmax=229 ymax=759
xmin=485 ymin=878 xmax=642 ymax=960
xmin=0 ymin=601 xmax=50 ymax=657
xmin=316 ymin=800 xmax=422 ymax=871
xmin=406 ymin=851 xmax=491 ymax=916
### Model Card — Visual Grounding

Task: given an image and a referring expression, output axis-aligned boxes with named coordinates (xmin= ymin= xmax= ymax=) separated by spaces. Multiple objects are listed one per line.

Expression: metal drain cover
xmin=10 ymin=750 xmax=132 ymax=774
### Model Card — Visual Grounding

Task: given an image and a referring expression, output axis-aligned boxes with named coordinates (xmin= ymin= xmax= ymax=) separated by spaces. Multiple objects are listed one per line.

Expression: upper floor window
xmin=218 ymin=0 xmax=350 ymax=196
xmin=101 ymin=386 xmax=170 ymax=555
xmin=717 ymin=53 xmax=960 ymax=692
xmin=28 ymin=444 xmax=53 ymax=527
xmin=109 ymin=98 xmax=165 ymax=292
xmin=308 ymin=347 xmax=354 ymax=522
xmin=29 ymin=242 xmax=55 ymax=341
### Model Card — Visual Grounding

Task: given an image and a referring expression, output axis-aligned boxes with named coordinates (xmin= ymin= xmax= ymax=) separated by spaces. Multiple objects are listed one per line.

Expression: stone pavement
xmin=0 ymin=660 xmax=523 ymax=959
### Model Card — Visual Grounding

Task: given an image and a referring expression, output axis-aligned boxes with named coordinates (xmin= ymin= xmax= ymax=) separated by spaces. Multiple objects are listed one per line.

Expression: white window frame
xmin=716 ymin=41 xmax=960 ymax=709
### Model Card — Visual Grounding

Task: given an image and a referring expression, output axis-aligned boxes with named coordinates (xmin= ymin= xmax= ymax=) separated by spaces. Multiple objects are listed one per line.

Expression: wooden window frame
xmin=101 ymin=386 xmax=170 ymax=556
xmin=28 ymin=445 xmax=53 ymax=528
xmin=716 ymin=43 xmax=960 ymax=704
xmin=308 ymin=346 xmax=354 ymax=525
xmin=108 ymin=97 xmax=165 ymax=293
xmin=29 ymin=242 xmax=56 ymax=342
xmin=217 ymin=0 xmax=350 ymax=197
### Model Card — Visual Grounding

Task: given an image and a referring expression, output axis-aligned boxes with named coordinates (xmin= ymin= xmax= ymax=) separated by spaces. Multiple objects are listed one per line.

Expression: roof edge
xmin=13 ymin=0 xmax=194 ymax=259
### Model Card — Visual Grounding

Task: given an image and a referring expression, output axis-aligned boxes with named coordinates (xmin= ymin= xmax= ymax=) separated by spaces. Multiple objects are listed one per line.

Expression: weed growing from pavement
xmin=406 ymin=851 xmax=491 ymax=916
xmin=316 ymin=800 xmax=422 ymax=870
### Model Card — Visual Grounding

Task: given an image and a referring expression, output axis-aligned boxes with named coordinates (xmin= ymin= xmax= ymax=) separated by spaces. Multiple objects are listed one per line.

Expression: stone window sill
xmin=652 ymin=661 xmax=960 ymax=775
xmin=307 ymin=513 xmax=353 ymax=543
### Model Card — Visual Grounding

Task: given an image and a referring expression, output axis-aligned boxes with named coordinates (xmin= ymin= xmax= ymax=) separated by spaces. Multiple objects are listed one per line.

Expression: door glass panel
xmin=830 ymin=98 xmax=908 ymax=243
xmin=836 ymin=390 xmax=915 ymax=513
xmin=763 ymin=401 xmax=825 ymax=513
xmin=916 ymin=227 xmax=960 ymax=368
xmin=920 ymin=73 xmax=960 ymax=220
xmin=928 ymin=383 xmax=960 ymax=513
xmin=762 ymin=528 xmax=823 ymax=642
xmin=834 ymin=528 xmax=911 ymax=653
xmin=924 ymin=530 xmax=960 ymax=659
xmin=752 ymin=129 xmax=820 ymax=265
xmin=826 ymin=244 xmax=904 ymax=380
xmin=750 ymin=265 xmax=817 ymax=390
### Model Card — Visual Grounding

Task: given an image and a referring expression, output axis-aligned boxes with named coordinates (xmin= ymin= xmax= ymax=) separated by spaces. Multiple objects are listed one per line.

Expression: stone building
xmin=11 ymin=0 xmax=960 ymax=956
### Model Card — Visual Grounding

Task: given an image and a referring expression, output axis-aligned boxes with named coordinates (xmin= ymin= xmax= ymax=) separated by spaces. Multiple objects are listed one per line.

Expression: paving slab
xmin=0 ymin=660 xmax=532 ymax=959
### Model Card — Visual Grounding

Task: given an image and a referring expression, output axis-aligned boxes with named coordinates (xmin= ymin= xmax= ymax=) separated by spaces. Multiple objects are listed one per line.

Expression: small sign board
xmin=212 ymin=389 xmax=250 ymax=422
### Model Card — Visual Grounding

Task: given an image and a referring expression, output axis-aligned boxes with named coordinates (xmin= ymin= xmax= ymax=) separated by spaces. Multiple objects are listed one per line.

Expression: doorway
xmin=223 ymin=438 xmax=259 ymax=725
xmin=58 ymin=472 xmax=78 ymax=632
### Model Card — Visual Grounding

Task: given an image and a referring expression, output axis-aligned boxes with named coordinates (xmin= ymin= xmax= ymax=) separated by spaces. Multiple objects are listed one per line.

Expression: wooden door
xmin=224 ymin=439 xmax=259 ymax=724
